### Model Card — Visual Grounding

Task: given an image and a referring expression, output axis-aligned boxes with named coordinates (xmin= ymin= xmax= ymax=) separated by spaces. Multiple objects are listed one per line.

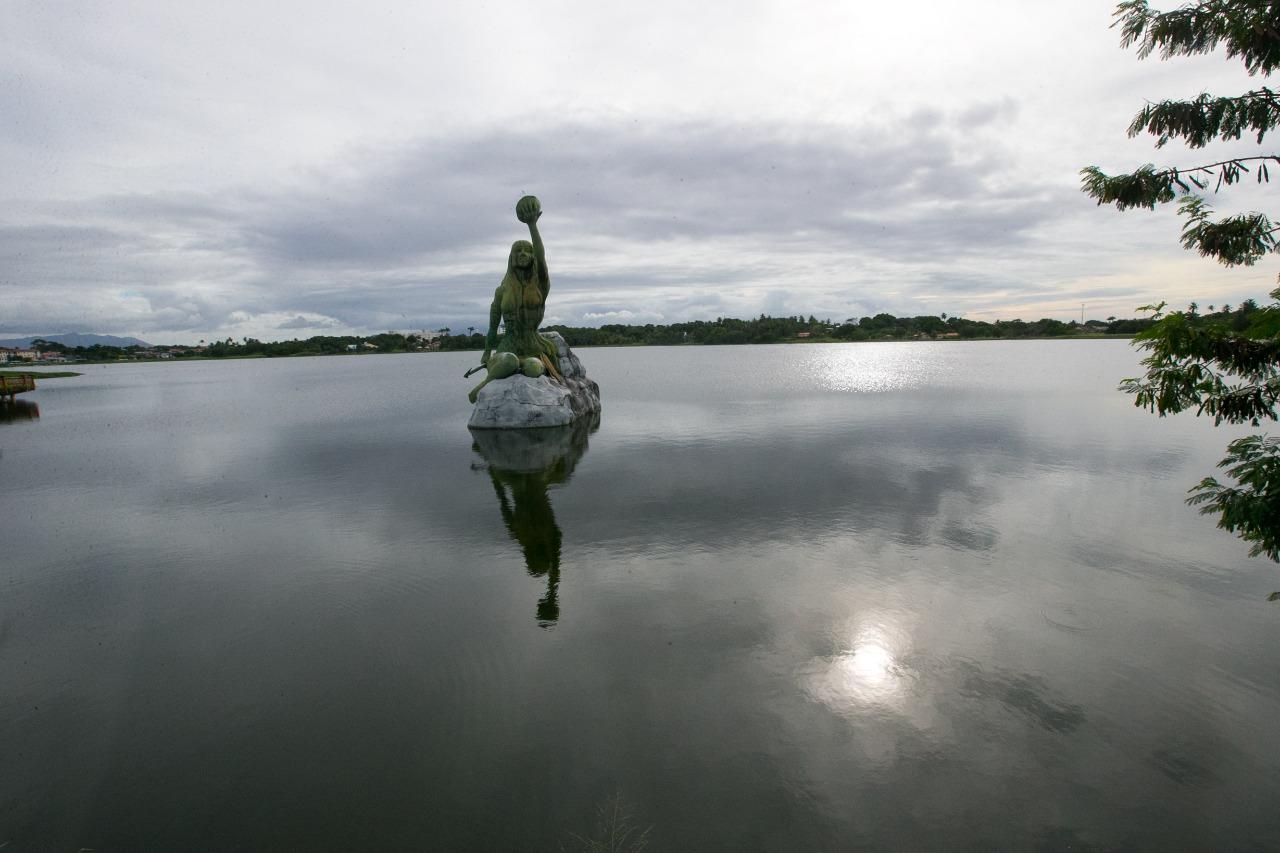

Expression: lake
xmin=3 ymin=341 xmax=1279 ymax=851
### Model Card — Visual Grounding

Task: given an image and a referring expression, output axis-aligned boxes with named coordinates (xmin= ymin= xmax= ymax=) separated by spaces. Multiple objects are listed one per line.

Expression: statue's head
xmin=508 ymin=240 xmax=535 ymax=274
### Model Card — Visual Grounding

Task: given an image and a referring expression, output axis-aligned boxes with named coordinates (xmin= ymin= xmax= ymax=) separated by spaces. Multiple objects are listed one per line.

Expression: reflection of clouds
xmin=801 ymin=608 xmax=1088 ymax=739
xmin=939 ymin=522 xmax=999 ymax=551
xmin=572 ymin=416 xmax=1010 ymax=557
xmin=1150 ymin=743 xmax=1218 ymax=787
xmin=955 ymin=661 xmax=1086 ymax=734
xmin=8 ymin=348 xmax=1279 ymax=849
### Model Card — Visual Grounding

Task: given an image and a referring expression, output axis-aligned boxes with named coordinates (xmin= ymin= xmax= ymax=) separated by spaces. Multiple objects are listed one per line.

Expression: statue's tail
xmin=464 ymin=364 xmax=486 ymax=378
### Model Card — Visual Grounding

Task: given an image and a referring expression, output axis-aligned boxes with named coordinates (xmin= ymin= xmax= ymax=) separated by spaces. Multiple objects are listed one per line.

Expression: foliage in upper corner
xmin=1084 ymin=2 xmax=1280 ymax=575
xmin=1113 ymin=0 xmax=1280 ymax=75
xmin=1081 ymin=1 xmax=1280 ymax=267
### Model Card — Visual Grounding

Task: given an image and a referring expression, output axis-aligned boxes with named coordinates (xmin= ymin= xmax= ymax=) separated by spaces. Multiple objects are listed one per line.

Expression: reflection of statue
xmin=467 ymin=195 xmax=564 ymax=404
xmin=0 ymin=400 xmax=39 ymax=423
xmin=471 ymin=414 xmax=598 ymax=626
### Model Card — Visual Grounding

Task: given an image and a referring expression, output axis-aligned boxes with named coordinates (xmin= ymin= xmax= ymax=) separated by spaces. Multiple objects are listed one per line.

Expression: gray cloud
xmin=5 ymin=112 xmax=1094 ymax=340
xmin=7 ymin=0 xmax=1274 ymax=341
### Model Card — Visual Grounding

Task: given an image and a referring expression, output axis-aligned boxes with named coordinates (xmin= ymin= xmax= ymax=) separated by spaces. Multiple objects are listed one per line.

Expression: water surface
xmin=3 ymin=341 xmax=1278 ymax=850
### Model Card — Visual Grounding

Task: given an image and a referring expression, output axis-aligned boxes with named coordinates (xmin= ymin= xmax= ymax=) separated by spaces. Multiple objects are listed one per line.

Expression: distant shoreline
xmin=0 ymin=369 xmax=82 ymax=378
xmin=4 ymin=334 xmax=1140 ymax=368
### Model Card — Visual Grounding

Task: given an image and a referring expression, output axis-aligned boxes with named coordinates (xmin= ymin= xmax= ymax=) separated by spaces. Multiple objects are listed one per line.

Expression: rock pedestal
xmin=468 ymin=331 xmax=601 ymax=429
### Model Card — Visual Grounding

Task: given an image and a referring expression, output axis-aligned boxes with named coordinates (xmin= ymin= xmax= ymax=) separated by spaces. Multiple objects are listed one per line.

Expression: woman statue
xmin=466 ymin=195 xmax=564 ymax=403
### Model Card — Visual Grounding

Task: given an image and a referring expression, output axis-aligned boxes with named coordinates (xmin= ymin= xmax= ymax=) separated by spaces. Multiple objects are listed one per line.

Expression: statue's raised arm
xmin=516 ymin=195 xmax=549 ymax=295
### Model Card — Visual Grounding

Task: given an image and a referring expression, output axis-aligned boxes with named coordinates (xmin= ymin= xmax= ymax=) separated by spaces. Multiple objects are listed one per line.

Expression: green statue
xmin=466 ymin=195 xmax=564 ymax=403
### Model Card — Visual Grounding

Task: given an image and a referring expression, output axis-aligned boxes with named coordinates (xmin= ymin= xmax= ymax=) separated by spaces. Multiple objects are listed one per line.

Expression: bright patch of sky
xmin=3 ymin=0 xmax=1275 ymax=342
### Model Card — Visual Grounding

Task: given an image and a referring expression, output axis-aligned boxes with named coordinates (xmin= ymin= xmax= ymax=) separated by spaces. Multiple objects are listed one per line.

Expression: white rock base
xmin=467 ymin=332 xmax=601 ymax=430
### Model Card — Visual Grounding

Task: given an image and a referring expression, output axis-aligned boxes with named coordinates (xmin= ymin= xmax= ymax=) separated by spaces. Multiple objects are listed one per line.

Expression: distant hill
xmin=0 ymin=333 xmax=151 ymax=348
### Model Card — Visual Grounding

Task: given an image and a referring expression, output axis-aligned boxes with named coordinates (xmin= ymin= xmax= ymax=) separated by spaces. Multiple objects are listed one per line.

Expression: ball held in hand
xmin=515 ymin=195 xmax=541 ymax=223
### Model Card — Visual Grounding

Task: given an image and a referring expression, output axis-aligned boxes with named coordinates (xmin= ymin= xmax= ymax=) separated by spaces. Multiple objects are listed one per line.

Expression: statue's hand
xmin=515 ymin=195 xmax=542 ymax=224
xmin=481 ymin=350 xmax=491 ymax=367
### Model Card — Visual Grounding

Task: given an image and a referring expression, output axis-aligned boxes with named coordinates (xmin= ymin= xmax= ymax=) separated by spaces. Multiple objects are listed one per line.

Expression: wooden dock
xmin=0 ymin=374 xmax=36 ymax=400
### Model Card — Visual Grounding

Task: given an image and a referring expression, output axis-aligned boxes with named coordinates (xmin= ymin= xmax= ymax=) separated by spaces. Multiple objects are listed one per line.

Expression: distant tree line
xmin=543 ymin=302 xmax=1265 ymax=347
xmin=544 ymin=311 xmax=1157 ymax=347
xmin=26 ymin=332 xmax=434 ymax=361
xmin=24 ymin=303 xmax=1265 ymax=361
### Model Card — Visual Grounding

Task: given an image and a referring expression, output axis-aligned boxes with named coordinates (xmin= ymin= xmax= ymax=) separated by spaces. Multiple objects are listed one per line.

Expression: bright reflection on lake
xmin=3 ymin=341 xmax=1279 ymax=851
xmin=822 ymin=641 xmax=904 ymax=703
xmin=804 ymin=344 xmax=953 ymax=393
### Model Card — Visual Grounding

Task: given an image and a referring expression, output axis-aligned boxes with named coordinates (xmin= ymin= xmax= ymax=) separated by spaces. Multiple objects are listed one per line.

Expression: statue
xmin=467 ymin=195 xmax=563 ymax=403
xmin=464 ymin=196 xmax=602 ymax=429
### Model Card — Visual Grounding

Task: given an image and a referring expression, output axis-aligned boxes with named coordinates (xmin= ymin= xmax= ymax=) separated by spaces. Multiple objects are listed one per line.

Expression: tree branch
xmin=1129 ymin=88 xmax=1280 ymax=147
xmin=1115 ymin=0 xmax=1280 ymax=76
xmin=1081 ymin=156 xmax=1278 ymax=212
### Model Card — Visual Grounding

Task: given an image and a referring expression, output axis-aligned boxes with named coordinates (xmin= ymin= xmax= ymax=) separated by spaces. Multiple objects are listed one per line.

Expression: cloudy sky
xmin=4 ymin=0 xmax=1276 ymax=343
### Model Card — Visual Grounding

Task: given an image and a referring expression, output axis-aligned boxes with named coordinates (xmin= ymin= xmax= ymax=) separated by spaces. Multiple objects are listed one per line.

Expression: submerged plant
xmin=563 ymin=792 xmax=652 ymax=853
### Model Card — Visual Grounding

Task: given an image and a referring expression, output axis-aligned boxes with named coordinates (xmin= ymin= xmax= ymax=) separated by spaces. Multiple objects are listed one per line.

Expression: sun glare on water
xmin=806 ymin=345 xmax=948 ymax=394
xmin=806 ymin=625 xmax=911 ymax=714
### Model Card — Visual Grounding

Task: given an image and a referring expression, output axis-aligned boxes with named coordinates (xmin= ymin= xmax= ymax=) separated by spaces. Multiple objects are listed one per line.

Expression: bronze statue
xmin=466 ymin=195 xmax=564 ymax=403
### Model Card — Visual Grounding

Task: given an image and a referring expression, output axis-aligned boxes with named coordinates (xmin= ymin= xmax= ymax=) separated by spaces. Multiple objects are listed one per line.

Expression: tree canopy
xmin=1082 ymin=0 xmax=1280 ymax=575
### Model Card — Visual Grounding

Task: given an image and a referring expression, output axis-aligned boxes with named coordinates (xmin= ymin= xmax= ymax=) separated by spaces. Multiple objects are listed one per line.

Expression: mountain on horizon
xmin=0 ymin=333 xmax=152 ymax=349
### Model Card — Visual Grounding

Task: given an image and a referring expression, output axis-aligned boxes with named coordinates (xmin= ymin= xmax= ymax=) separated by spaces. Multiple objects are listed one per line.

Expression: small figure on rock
xmin=466 ymin=195 xmax=564 ymax=404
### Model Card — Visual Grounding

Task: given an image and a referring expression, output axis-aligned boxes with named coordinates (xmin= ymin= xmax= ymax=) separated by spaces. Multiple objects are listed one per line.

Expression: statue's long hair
xmin=500 ymin=239 xmax=544 ymax=338
xmin=504 ymin=240 xmax=539 ymax=289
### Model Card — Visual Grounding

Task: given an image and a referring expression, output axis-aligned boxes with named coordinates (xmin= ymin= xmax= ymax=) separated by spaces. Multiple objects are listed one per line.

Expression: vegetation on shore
xmin=544 ymin=312 xmax=1156 ymax=347
xmin=0 ymin=370 xmax=81 ymax=378
xmin=17 ymin=304 xmax=1267 ymax=364
xmin=16 ymin=311 xmax=1178 ymax=363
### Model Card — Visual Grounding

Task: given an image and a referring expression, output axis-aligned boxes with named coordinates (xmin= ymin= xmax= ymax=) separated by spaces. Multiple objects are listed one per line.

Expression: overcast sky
xmin=4 ymin=0 xmax=1276 ymax=343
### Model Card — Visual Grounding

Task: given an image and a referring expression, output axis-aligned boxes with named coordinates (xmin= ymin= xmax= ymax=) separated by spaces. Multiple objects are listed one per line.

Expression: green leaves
xmin=1080 ymin=160 xmax=1280 ymax=267
xmin=1119 ymin=294 xmax=1280 ymax=569
xmin=1081 ymin=154 xmax=1277 ymax=202
xmin=1083 ymin=3 xmax=1280 ymax=270
xmin=1128 ymin=88 xmax=1280 ymax=147
xmin=1115 ymin=0 xmax=1280 ymax=76
xmin=1122 ymin=292 xmax=1280 ymax=425
xmin=1178 ymin=196 xmax=1279 ymax=266
xmin=1080 ymin=164 xmax=1178 ymax=210
xmin=1187 ymin=435 xmax=1280 ymax=561
xmin=1082 ymin=2 xmax=1280 ymax=569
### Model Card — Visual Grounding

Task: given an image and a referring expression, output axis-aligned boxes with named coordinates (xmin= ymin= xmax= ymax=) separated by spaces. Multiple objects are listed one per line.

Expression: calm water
xmin=3 ymin=341 xmax=1279 ymax=851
